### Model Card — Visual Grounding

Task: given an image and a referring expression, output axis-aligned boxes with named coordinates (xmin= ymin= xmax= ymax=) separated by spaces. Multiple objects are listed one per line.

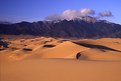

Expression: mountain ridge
xmin=0 ymin=17 xmax=121 ymax=38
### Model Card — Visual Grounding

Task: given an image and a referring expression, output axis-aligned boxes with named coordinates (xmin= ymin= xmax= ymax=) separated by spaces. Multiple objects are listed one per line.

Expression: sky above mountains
xmin=0 ymin=0 xmax=121 ymax=24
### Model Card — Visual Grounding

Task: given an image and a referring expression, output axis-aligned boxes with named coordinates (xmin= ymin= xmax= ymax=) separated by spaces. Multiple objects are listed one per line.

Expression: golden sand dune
xmin=40 ymin=41 xmax=89 ymax=58
xmin=72 ymin=40 xmax=121 ymax=60
xmin=0 ymin=35 xmax=121 ymax=81
xmin=78 ymin=38 xmax=121 ymax=51
xmin=80 ymin=48 xmax=121 ymax=60
xmin=0 ymin=35 xmax=121 ymax=61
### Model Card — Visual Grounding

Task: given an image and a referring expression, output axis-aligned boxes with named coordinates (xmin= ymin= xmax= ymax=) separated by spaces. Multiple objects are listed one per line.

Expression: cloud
xmin=45 ymin=8 xmax=113 ymax=21
xmin=80 ymin=8 xmax=95 ymax=16
xmin=61 ymin=9 xmax=81 ymax=20
xmin=61 ymin=8 xmax=95 ymax=20
xmin=99 ymin=11 xmax=113 ymax=17
xmin=45 ymin=14 xmax=62 ymax=21
xmin=45 ymin=8 xmax=96 ymax=20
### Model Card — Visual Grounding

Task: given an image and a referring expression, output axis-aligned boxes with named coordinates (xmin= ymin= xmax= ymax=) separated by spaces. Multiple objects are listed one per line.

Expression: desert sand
xmin=0 ymin=35 xmax=121 ymax=81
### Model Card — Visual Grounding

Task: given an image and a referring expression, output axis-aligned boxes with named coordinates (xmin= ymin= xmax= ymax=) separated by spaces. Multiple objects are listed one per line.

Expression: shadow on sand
xmin=73 ymin=42 xmax=121 ymax=52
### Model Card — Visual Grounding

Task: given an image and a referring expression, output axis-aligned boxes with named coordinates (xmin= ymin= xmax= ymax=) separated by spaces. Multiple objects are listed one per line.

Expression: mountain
xmin=0 ymin=17 xmax=121 ymax=38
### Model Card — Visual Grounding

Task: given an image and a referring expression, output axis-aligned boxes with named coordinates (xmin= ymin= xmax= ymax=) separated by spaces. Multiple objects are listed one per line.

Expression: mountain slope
xmin=0 ymin=18 xmax=121 ymax=38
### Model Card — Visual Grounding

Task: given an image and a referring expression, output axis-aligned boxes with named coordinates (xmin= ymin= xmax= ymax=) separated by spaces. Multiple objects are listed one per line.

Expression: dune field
xmin=0 ymin=35 xmax=121 ymax=81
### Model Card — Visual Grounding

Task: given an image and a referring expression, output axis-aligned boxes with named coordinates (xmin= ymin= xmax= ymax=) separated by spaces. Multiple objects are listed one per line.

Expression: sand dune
xmin=40 ymin=41 xmax=89 ymax=58
xmin=80 ymin=48 xmax=121 ymax=60
xmin=0 ymin=35 xmax=121 ymax=61
xmin=0 ymin=35 xmax=121 ymax=81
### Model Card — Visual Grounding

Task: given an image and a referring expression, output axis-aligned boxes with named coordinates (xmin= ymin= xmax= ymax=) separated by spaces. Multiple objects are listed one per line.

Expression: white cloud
xmin=45 ymin=8 xmax=113 ymax=21
xmin=45 ymin=8 xmax=96 ymax=20
xmin=80 ymin=8 xmax=95 ymax=16
xmin=99 ymin=11 xmax=113 ymax=17
xmin=61 ymin=9 xmax=81 ymax=20
xmin=60 ymin=8 xmax=95 ymax=20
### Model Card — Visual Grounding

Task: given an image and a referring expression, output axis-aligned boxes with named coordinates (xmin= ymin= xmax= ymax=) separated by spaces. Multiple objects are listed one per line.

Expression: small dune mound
xmin=10 ymin=47 xmax=19 ymax=51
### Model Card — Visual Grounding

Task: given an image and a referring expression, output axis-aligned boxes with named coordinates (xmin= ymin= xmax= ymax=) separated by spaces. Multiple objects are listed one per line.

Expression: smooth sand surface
xmin=1 ymin=59 xmax=121 ymax=81
xmin=0 ymin=35 xmax=121 ymax=81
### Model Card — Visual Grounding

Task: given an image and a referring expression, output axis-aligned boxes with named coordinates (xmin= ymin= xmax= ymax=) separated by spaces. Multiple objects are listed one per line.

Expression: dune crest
xmin=40 ymin=41 xmax=89 ymax=58
xmin=0 ymin=35 xmax=121 ymax=61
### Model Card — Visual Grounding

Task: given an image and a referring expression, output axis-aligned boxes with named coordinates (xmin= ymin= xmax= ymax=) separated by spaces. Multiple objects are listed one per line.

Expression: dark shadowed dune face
xmin=76 ymin=52 xmax=81 ymax=59
xmin=73 ymin=42 xmax=121 ymax=52
xmin=22 ymin=48 xmax=33 ymax=51
xmin=43 ymin=45 xmax=55 ymax=48
xmin=0 ymin=40 xmax=9 ymax=51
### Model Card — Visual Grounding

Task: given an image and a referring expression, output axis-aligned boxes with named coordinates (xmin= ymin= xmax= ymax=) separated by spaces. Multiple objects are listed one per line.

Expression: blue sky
xmin=0 ymin=0 xmax=121 ymax=24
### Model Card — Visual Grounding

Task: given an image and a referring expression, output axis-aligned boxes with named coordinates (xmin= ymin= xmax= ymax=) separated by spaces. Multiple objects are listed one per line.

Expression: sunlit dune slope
xmin=0 ymin=35 xmax=121 ymax=61
xmin=40 ymin=41 xmax=89 ymax=58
